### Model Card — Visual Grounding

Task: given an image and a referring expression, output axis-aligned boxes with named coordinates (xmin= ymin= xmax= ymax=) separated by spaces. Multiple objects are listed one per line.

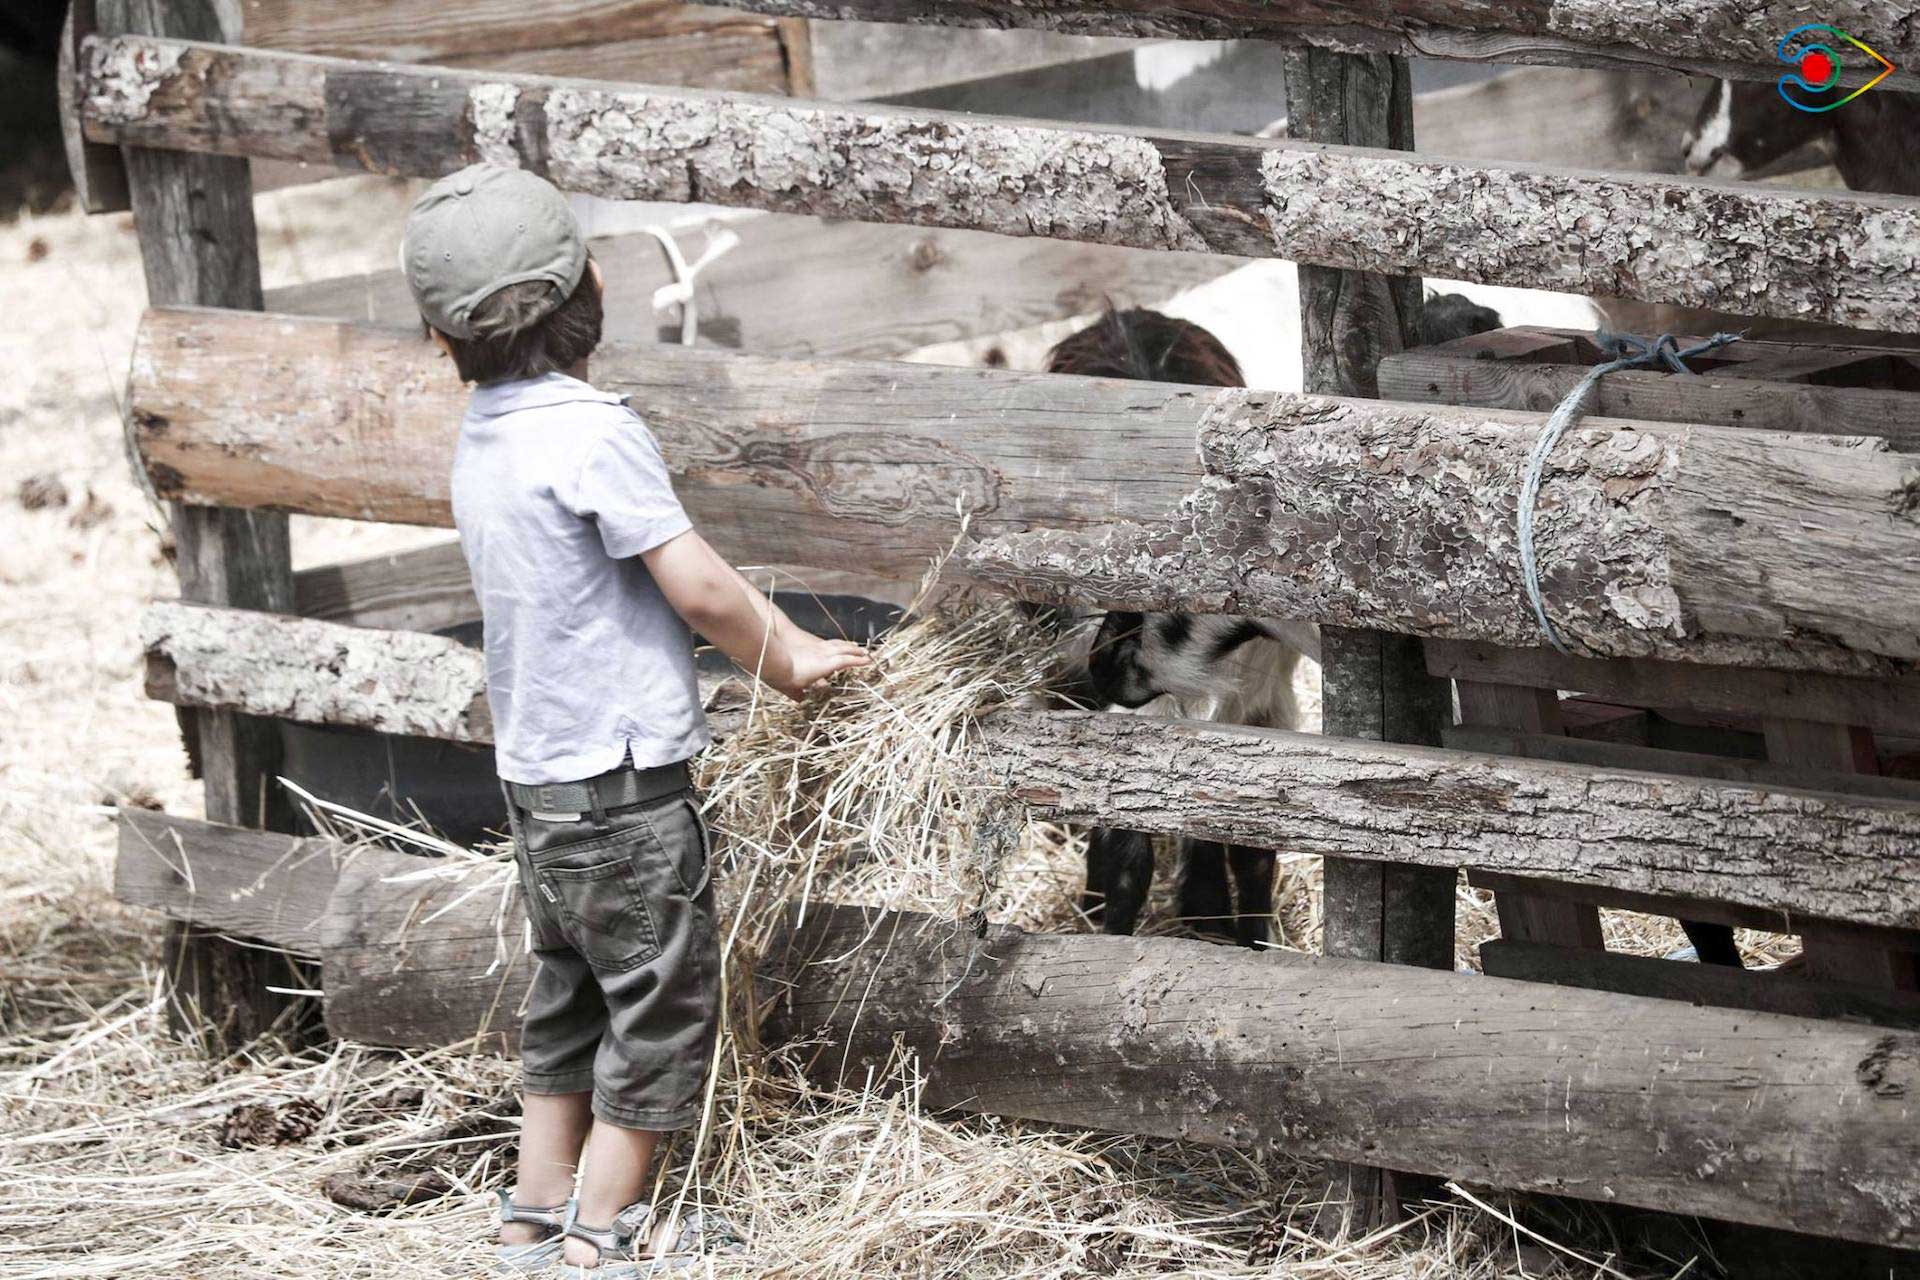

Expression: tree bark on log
xmin=685 ymin=0 xmax=1920 ymax=90
xmin=964 ymin=392 xmax=1920 ymax=677
xmin=141 ymin=600 xmax=749 ymax=745
xmin=978 ymin=710 xmax=1920 ymax=932
xmin=132 ymin=309 xmax=1920 ymax=677
xmin=77 ymin=36 xmax=1920 ymax=333
xmin=758 ymin=902 xmax=1920 ymax=1250
xmin=103 ymin=811 xmax=1920 ymax=1246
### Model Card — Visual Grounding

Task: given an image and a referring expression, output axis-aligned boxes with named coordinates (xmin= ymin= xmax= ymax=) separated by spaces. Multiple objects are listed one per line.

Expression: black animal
xmin=1684 ymin=79 xmax=1920 ymax=195
xmin=1047 ymin=309 xmax=1319 ymax=946
xmin=1422 ymin=291 xmax=1504 ymax=346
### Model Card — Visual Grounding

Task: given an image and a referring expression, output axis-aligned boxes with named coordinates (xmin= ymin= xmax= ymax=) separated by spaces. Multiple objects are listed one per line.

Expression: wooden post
xmin=1284 ymin=47 xmax=1453 ymax=1229
xmin=102 ymin=0 xmax=306 ymax=1050
xmin=1455 ymin=681 xmax=1606 ymax=950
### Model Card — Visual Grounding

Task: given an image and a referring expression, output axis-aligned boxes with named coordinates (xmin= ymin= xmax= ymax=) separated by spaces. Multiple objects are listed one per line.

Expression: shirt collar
xmin=467 ymin=372 xmax=624 ymax=417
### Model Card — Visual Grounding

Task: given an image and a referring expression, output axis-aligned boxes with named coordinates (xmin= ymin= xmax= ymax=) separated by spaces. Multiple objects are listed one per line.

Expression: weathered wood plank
xmin=1464 ymin=869 xmax=1920 ymax=952
xmin=982 ymin=710 xmax=1920 ymax=931
xmin=267 ymin=216 xmax=1245 ymax=361
xmin=59 ymin=0 xmax=130 ymax=213
xmin=1425 ymin=641 xmax=1920 ymax=733
xmin=129 ymin=307 xmax=1210 ymax=578
xmin=319 ymin=850 xmax=529 ymax=1053
xmin=142 ymin=600 xmax=747 ymax=743
xmin=137 ymin=309 xmax=1920 ymax=676
xmin=966 ymin=392 xmax=1920 ymax=676
xmin=701 ymin=0 xmax=1920 ymax=89
xmin=1478 ymin=939 xmax=1920 ymax=1031
xmin=238 ymin=0 xmax=793 ymax=94
xmin=1455 ymin=681 xmax=1606 ymax=953
xmin=293 ymin=540 xmax=482 ymax=633
xmin=104 ymin=0 xmax=304 ymax=1049
xmin=1444 ymin=724 xmax=1920 ymax=804
xmin=1407 ymin=68 xmax=1700 ymax=172
xmin=78 ymin=36 xmax=1920 ymax=333
xmin=144 ymin=601 xmax=494 ymax=744
xmin=761 ymin=902 xmax=1920 ymax=1248
xmin=1381 ymin=328 xmax=1920 ymax=451
xmin=105 ymin=811 xmax=1920 ymax=1245
xmin=116 ymin=807 xmax=350 ymax=954
xmin=290 ymin=538 xmax=914 ymax=631
xmin=1286 ymin=44 xmax=1446 ymax=1226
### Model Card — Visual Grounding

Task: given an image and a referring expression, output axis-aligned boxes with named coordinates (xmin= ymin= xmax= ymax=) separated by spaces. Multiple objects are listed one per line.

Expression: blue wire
xmin=1517 ymin=330 xmax=1742 ymax=654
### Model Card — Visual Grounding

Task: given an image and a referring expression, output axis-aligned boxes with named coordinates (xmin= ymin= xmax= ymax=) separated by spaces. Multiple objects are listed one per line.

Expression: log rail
xmin=76 ymin=35 xmax=1920 ymax=334
xmin=107 ymin=805 xmax=1920 ymax=1252
xmin=132 ymin=308 xmax=1920 ymax=677
xmin=698 ymin=0 xmax=1920 ymax=91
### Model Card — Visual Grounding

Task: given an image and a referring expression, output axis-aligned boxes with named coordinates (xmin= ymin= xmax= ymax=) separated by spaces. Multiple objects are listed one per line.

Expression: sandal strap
xmin=564 ymin=1202 xmax=656 ymax=1259
xmin=498 ymin=1190 xmax=571 ymax=1230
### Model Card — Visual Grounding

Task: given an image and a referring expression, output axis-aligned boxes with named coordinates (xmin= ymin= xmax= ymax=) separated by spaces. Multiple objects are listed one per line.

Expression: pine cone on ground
xmin=217 ymin=1097 xmax=324 ymax=1149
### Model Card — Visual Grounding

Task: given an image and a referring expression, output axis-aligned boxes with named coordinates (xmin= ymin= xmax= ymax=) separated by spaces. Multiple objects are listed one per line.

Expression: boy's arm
xmin=642 ymin=530 xmax=869 ymax=700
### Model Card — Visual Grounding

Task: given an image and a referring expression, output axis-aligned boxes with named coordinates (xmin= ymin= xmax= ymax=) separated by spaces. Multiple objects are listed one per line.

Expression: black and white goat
xmin=1045 ymin=309 xmax=1325 ymax=945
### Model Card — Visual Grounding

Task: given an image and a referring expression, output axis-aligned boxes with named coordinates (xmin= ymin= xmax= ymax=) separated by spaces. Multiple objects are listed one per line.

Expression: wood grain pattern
xmin=691 ymin=0 xmax=1920 ymax=90
xmin=966 ymin=392 xmax=1920 ymax=676
xmin=129 ymin=307 xmax=1211 ymax=578
xmin=319 ymin=849 xmax=529 ymax=1053
xmin=1380 ymin=327 xmax=1920 ymax=451
xmin=1425 ymin=640 xmax=1920 ymax=733
xmin=116 ymin=807 xmax=349 ymax=953
xmin=267 ymin=215 xmax=1246 ymax=361
xmin=133 ymin=308 xmax=1920 ymax=675
xmin=77 ymin=35 xmax=1920 ymax=333
xmin=760 ymin=903 xmax=1920 ymax=1248
xmin=1478 ymin=939 xmax=1920 ymax=1031
xmin=981 ymin=710 xmax=1920 ymax=931
xmin=239 ymin=0 xmax=793 ymax=94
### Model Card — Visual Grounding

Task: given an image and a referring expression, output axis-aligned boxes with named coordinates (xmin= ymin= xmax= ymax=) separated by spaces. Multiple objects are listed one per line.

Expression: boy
xmin=402 ymin=164 xmax=868 ymax=1275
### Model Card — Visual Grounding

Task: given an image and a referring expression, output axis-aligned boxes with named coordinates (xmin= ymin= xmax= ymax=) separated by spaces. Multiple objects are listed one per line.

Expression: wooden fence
xmin=64 ymin=0 xmax=1920 ymax=1253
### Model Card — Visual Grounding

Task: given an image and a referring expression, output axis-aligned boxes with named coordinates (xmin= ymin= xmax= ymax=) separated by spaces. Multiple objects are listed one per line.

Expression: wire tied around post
xmin=1517 ymin=330 xmax=1743 ymax=654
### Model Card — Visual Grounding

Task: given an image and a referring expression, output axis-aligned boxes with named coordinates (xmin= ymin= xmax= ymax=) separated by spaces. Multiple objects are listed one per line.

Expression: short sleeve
xmin=562 ymin=418 xmax=694 ymax=558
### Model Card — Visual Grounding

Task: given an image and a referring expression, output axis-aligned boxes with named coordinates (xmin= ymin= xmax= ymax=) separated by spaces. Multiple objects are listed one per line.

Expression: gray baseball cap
xmin=401 ymin=164 xmax=587 ymax=339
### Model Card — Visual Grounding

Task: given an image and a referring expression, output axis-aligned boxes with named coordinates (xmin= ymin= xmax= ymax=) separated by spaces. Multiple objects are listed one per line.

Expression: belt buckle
xmin=530 ymin=783 xmax=583 ymax=823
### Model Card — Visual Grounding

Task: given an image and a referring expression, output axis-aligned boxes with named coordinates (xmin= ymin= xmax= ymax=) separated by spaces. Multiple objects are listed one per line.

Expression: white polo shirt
xmin=451 ymin=372 xmax=709 ymax=784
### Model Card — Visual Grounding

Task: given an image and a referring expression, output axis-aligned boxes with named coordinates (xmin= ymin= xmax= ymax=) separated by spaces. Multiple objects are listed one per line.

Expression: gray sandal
xmin=557 ymin=1201 xmax=743 ymax=1276
xmin=495 ymin=1193 xmax=572 ymax=1275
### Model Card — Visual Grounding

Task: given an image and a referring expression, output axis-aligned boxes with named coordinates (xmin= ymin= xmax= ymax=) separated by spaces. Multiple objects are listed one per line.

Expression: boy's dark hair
xmin=433 ymin=258 xmax=603 ymax=385
xmin=1044 ymin=306 xmax=1244 ymax=389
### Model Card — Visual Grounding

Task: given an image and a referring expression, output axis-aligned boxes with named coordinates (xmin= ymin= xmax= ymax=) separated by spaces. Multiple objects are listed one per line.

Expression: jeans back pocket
xmin=536 ymin=851 xmax=661 ymax=972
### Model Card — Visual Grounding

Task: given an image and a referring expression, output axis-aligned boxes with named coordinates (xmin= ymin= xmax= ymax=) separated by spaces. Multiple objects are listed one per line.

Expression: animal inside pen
xmin=15 ymin=0 xmax=1920 ymax=1277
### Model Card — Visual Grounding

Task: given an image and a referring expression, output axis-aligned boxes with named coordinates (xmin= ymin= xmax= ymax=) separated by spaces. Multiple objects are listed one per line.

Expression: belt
xmin=506 ymin=760 xmax=690 ymax=819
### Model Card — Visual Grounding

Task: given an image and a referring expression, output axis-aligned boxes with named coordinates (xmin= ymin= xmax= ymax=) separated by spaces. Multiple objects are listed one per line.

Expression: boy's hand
xmin=775 ymin=635 xmax=870 ymax=700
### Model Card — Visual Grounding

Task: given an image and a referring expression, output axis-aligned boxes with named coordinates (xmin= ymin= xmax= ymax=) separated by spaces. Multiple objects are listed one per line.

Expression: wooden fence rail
xmin=132 ymin=608 xmax=1920 ymax=932
xmin=132 ymin=308 xmax=1920 ymax=676
xmin=109 ymin=808 xmax=1920 ymax=1248
xmin=78 ymin=36 xmax=1920 ymax=333
xmin=764 ymin=903 xmax=1920 ymax=1251
xmin=697 ymin=0 xmax=1920 ymax=90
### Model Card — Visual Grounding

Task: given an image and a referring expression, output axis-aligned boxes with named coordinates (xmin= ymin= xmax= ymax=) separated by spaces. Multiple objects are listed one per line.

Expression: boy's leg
xmin=502 ymin=1091 xmax=593 ymax=1246
xmin=563 ymin=1122 xmax=662 ymax=1267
